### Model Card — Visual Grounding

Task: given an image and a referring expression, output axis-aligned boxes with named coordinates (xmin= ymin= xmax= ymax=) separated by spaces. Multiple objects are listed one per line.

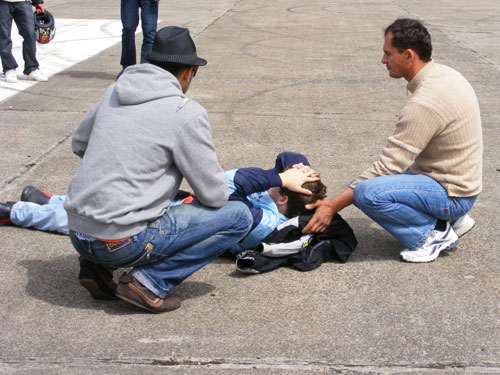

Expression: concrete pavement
xmin=0 ymin=1 xmax=499 ymax=374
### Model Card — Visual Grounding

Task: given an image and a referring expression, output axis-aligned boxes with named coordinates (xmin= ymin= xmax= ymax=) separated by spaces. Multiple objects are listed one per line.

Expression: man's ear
xmin=278 ymin=194 xmax=288 ymax=206
xmin=178 ymin=67 xmax=193 ymax=93
xmin=405 ymin=49 xmax=415 ymax=63
xmin=276 ymin=194 xmax=288 ymax=215
xmin=179 ymin=67 xmax=192 ymax=83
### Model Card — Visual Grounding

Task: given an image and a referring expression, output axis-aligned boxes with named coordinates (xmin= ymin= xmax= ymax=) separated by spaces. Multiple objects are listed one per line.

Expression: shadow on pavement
xmin=56 ymin=70 xmax=117 ymax=81
xmin=19 ymin=255 xmax=216 ymax=314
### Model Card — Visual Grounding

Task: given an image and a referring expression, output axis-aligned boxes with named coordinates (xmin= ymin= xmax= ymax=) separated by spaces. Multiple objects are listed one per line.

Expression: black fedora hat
xmin=142 ymin=26 xmax=207 ymax=66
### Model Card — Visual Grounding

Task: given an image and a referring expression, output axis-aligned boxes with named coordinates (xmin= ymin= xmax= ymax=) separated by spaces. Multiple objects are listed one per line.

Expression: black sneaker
xmin=20 ymin=186 xmax=52 ymax=205
xmin=78 ymin=259 xmax=117 ymax=300
xmin=0 ymin=202 xmax=15 ymax=225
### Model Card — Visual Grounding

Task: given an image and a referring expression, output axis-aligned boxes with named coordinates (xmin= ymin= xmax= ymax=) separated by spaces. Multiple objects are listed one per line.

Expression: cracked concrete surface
xmin=0 ymin=1 xmax=499 ymax=374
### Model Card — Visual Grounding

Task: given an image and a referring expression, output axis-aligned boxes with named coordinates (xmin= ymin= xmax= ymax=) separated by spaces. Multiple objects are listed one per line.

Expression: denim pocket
xmin=104 ymin=238 xmax=131 ymax=253
xmin=84 ymin=237 xmax=143 ymax=267
xmin=145 ymin=227 xmax=159 ymax=241
xmin=146 ymin=218 xmax=169 ymax=238
xmin=70 ymin=231 xmax=153 ymax=267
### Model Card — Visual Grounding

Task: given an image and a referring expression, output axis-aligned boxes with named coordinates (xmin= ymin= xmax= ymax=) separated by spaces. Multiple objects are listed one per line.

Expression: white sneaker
xmin=27 ymin=69 xmax=48 ymax=82
xmin=451 ymin=214 xmax=475 ymax=237
xmin=4 ymin=69 xmax=18 ymax=83
xmin=400 ymin=222 xmax=458 ymax=263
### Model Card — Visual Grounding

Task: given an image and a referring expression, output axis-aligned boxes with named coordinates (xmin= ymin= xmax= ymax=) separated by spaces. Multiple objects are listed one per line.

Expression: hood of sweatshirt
xmin=115 ymin=64 xmax=184 ymax=106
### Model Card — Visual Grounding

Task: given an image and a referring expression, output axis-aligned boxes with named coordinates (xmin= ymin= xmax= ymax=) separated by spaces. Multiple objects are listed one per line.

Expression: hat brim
xmin=142 ymin=50 xmax=207 ymax=66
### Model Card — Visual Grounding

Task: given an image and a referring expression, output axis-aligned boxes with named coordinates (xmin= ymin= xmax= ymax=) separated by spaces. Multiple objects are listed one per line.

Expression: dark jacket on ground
xmin=236 ymin=213 xmax=357 ymax=273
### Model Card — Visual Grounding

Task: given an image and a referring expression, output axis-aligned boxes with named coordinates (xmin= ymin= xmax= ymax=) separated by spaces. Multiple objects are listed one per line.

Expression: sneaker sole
xmin=27 ymin=77 xmax=48 ymax=82
xmin=400 ymin=239 xmax=459 ymax=263
xmin=115 ymin=292 xmax=164 ymax=313
xmin=79 ymin=278 xmax=117 ymax=300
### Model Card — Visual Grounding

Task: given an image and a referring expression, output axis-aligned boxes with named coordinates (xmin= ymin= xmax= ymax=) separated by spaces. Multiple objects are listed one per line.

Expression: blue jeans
xmin=10 ymin=195 xmax=69 ymax=234
xmin=120 ymin=0 xmax=158 ymax=68
xmin=353 ymin=174 xmax=476 ymax=249
xmin=0 ymin=0 xmax=39 ymax=75
xmin=70 ymin=201 xmax=252 ymax=298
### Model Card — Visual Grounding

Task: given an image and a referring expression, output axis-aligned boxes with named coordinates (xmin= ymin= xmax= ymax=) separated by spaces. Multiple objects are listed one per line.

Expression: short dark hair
xmin=385 ymin=18 xmax=432 ymax=62
xmin=152 ymin=62 xmax=193 ymax=77
xmin=280 ymin=179 xmax=327 ymax=218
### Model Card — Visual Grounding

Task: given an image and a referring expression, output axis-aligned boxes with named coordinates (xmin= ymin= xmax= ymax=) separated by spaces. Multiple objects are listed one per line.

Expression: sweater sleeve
xmin=230 ymin=168 xmax=282 ymax=197
xmin=172 ymin=112 xmax=228 ymax=208
xmin=350 ymin=101 xmax=445 ymax=187
xmin=226 ymin=167 xmax=282 ymax=230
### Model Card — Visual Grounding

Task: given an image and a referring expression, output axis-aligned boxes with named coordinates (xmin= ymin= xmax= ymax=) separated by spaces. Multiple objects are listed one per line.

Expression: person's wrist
xmin=278 ymin=172 xmax=288 ymax=187
xmin=324 ymin=198 xmax=338 ymax=212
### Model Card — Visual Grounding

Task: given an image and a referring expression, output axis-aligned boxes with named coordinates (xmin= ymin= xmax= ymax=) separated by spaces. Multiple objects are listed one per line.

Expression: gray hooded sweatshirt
xmin=64 ymin=64 xmax=228 ymax=240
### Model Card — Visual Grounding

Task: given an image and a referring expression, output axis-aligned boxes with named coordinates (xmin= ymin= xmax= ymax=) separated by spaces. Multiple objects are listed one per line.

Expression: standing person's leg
xmin=138 ymin=0 xmax=158 ymax=64
xmin=120 ymin=0 xmax=140 ymax=69
xmin=0 ymin=2 xmax=18 ymax=74
xmin=13 ymin=1 xmax=39 ymax=75
xmin=353 ymin=174 xmax=476 ymax=262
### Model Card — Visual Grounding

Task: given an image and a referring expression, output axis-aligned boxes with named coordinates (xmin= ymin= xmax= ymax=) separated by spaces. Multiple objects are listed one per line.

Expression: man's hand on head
xmin=279 ymin=166 xmax=320 ymax=196
xmin=302 ymin=188 xmax=355 ymax=233
xmin=302 ymin=199 xmax=336 ymax=233
xmin=291 ymin=163 xmax=320 ymax=178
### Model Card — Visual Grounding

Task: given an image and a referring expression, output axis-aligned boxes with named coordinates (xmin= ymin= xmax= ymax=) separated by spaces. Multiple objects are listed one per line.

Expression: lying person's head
xmin=268 ymin=171 xmax=327 ymax=218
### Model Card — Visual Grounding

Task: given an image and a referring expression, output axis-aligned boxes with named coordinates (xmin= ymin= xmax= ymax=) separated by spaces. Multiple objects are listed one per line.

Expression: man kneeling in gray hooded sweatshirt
xmin=64 ymin=26 xmax=315 ymax=313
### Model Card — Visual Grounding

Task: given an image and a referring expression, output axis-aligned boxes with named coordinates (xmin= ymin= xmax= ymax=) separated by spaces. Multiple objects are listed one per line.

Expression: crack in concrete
xmin=192 ymin=0 xmax=244 ymax=37
xmin=2 ymin=356 xmax=500 ymax=371
xmin=0 ymin=130 xmax=74 ymax=192
xmin=210 ymin=109 xmax=395 ymax=121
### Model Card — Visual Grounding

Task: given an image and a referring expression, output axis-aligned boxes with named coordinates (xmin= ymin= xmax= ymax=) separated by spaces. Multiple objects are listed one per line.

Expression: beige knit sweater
xmin=350 ymin=61 xmax=482 ymax=197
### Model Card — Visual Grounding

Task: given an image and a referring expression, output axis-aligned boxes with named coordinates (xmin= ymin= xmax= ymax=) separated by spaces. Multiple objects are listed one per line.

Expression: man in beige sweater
xmin=303 ymin=18 xmax=482 ymax=263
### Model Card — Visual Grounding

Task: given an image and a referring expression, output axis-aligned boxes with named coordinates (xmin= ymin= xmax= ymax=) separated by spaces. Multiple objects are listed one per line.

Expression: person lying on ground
xmin=0 ymin=153 xmax=325 ymax=246
xmin=0 ymin=151 xmax=326 ymax=301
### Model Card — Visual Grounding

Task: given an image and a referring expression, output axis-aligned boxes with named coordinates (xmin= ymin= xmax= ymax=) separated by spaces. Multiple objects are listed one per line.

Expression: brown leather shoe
xmin=116 ymin=273 xmax=181 ymax=313
xmin=79 ymin=259 xmax=117 ymax=300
